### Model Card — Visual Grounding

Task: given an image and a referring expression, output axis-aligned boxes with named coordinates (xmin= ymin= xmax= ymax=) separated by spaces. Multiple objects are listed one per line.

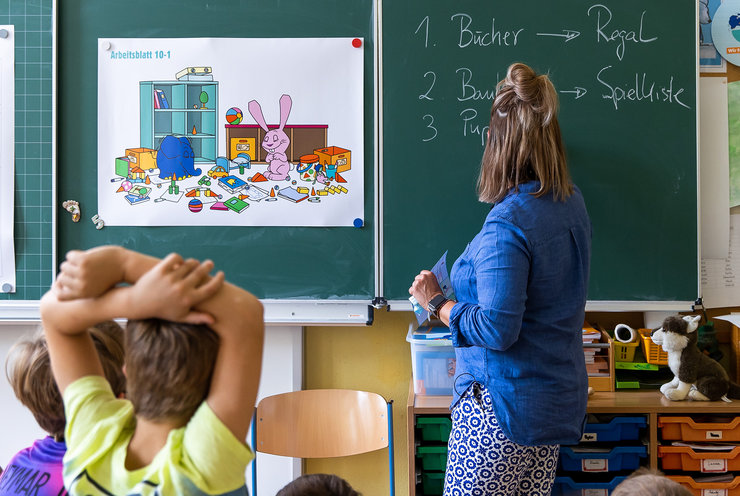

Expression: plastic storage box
xmin=580 ymin=416 xmax=647 ymax=443
xmin=658 ymin=416 xmax=740 ymax=442
xmin=659 ymin=445 xmax=740 ymax=472
xmin=416 ymin=445 xmax=447 ymax=471
xmin=667 ymin=475 xmax=740 ymax=496
xmin=613 ymin=339 xmax=639 ymax=362
xmin=551 ymin=476 xmax=627 ymax=496
xmin=407 ymin=325 xmax=456 ymax=395
xmin=417 ymin=416 xmax=452 ymax=442
xmin=420 ymin=471 xmax=444 ymax=495
xmin=639 ymin=328 xmax=668 ymax=365
xmin=559 ymin=446 xmax=647 ymax=472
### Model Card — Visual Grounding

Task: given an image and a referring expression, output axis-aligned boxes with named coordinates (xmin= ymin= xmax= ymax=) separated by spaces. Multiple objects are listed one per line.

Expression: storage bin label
xmin=580 ymin=432 xmax=597 ymax=442
xmin=581 ymin=459 xmax=608 ymax=472
xmin=701 ymin=458 xmax=728 ymax=473
xmin=582 ymin=490 xmax=607 ymax=496
xmin=701 ymin=489 xmax=727 ymax=496
xmin=705 ymin=430 xmax=724 ymax=440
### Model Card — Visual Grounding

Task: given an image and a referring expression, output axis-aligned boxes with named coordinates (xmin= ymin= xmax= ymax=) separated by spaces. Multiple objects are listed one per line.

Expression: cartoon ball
xmin=188 ymin=199 xmax=203 ymax=213
xmin=226 ymin=107 xmax=243 ymax=125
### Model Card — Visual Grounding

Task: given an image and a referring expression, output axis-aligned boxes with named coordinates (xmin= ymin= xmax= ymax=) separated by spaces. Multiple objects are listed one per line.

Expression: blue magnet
xmin=353 ymin=218 xmax=363 ymax=228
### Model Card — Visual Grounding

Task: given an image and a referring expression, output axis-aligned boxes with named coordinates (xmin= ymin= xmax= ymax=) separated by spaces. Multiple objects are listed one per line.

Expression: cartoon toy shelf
xmin=140 ymin=81 xmax=218 ymax=164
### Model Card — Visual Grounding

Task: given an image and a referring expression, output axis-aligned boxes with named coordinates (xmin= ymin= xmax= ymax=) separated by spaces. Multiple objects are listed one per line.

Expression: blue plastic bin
xmin=551 ymin=476 xmax=627 ymax=496
xmin=580 ymin=416 xmax=647 ymax=443
xmin=559 ymin=446 xmax=647 ymax=472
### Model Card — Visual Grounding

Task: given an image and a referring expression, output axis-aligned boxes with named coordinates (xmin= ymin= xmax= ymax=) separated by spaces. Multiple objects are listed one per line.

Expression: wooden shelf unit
xmin=407 ymin=384 xmax=740 ymax=496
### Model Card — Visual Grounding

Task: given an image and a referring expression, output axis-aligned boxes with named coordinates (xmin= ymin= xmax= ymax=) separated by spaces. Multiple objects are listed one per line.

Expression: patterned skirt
xmin=444 ymin=383 xmax=560 ymax=496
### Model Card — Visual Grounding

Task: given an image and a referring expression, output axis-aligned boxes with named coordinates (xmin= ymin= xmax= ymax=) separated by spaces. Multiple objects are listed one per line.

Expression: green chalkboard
xmin=0 ymin=0 xmax=55 ymax=301
xmin=58 ymin=0 xmax=375 ymax=300
xmin=382 ymin=0 xmax=698 ymax=303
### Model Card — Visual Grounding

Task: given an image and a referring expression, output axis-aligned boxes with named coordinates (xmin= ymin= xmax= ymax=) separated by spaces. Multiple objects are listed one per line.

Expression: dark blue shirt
xmin=448 ymin=181 xmax=592 ymax=446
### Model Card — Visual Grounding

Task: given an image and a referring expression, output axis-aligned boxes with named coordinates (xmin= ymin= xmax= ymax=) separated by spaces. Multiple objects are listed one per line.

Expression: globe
xmin=226 ymin=107 xmax=243 ymax=125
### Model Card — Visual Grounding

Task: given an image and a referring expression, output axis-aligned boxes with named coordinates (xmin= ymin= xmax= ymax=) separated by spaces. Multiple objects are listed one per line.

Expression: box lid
xmin=406 ymin=324 xmax=452 ymax=345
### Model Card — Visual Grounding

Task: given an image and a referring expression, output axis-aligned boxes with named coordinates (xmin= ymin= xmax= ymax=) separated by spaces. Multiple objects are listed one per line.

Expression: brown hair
xmin=5 ymin=321 xmax=126 ymax=440
xmin=477 ymin=62 xmax=573 ymax=204
xmin=277 ymin=474 xmax=361 ymax=496
xmin=612 ymin=467 xmax=692 ymax=496
xmin=124 ymin=318 xmax=219 ymax=424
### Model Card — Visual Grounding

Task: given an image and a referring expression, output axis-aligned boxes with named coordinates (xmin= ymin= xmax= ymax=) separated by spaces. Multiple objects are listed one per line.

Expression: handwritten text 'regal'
xmin=587 ymin=4 xmax=657 ymax=61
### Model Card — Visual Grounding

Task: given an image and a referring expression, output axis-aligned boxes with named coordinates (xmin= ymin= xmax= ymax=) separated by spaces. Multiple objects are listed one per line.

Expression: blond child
xmin=612 ymin=467 xmax=692 ymax=496
xmin=41 ymin=246 xmax=264 ymax=495
xmin=0 ymin=322 xmax=125 ymax=496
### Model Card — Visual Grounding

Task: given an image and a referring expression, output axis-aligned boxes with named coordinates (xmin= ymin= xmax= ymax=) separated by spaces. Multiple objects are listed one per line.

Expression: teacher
xmin=409 ymin=62 xmax=592 ymax=496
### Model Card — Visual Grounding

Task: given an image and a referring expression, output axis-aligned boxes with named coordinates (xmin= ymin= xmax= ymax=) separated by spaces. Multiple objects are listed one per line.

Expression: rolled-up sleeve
xmin=449 ymin=219 xmax=530 ymax=351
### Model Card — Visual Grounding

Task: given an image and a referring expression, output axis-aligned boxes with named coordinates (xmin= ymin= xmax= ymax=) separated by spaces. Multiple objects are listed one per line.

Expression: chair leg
xmin=387 ymin=400 xmax=395 ymax=496
xmin=251 ymin=408 xmax=257 ymax=496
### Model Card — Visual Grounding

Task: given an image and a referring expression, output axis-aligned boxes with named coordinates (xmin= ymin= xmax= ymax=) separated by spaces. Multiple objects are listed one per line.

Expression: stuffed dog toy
xmin=652 ymin=315 xmax=740 ymax=401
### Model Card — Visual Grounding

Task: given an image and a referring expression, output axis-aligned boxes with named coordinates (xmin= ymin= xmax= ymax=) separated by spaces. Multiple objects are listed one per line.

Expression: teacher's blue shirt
xmin=448 ymin=181 xmax=591 ymax=446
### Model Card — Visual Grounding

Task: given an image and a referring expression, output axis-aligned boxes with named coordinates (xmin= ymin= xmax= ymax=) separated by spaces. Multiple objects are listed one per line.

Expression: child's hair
xmin=611 ymin=467 xmax=692 ymax=496
xmin=276 ymin=474 xmax=361 ymax=496
xmin=124 ymin=318 xmax=219 ymax=424
xmin=5 ymin=321 xmax=126 ymax=440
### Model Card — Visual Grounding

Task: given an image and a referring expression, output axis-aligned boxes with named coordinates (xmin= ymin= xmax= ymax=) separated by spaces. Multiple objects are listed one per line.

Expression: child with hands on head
xmin=1 ymin=321 xmax=125 ymax=496
xmin=41 ymin=245 xmax=264 ymax=496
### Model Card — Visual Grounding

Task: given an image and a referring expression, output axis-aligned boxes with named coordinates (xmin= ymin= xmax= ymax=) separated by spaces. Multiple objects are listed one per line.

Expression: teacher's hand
xmin=409 ymin=270 xmax=443 ymax=308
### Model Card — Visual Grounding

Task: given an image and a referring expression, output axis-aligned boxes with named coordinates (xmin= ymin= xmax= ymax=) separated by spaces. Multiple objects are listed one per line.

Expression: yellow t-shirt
xmin=62 ymin=375 xmax=253 ymax=495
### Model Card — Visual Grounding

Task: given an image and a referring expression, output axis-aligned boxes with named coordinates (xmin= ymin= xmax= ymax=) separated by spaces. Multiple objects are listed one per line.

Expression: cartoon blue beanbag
xmin=157 ymin=135 xmax=202 ymax=180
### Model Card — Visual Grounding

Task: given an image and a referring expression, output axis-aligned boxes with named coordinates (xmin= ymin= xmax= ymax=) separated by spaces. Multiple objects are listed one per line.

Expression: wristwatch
xmin=427 ymin=293 xmax=449 ymax=319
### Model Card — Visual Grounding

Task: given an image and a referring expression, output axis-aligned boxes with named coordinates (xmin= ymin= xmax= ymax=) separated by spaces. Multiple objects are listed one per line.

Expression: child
xmin=0 ymin=321 xmax=125 ymax=496
xmin=276 ymin=474 xmax=361 ymax=496
xmin=41 ymin=245 xmax=264 ymax=495
xmin=611 ymin=467 xmax=692 ymax=496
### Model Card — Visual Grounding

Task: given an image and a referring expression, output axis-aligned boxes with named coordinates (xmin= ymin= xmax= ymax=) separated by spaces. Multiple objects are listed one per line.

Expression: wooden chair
xmin=250 ymin=389 xmax=395 ymax=495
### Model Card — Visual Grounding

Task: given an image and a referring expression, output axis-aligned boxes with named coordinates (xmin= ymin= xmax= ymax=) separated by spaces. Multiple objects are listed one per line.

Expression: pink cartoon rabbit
xmin=247 ymin=94 xmax=293 ymax=181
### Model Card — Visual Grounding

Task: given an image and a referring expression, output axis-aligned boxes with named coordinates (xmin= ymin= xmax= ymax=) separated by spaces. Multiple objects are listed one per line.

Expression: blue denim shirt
xmin=448 ymin=181 xmax=591 ymax=446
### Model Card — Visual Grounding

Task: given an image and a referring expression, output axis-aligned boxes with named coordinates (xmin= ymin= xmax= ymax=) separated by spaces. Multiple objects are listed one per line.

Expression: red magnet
xmin=352 ymin=38 xmax=362 ymax=48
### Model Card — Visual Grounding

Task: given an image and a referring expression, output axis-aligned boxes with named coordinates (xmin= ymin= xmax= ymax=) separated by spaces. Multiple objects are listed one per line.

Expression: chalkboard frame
xmin=379 ymin=0 xmax=700 ymax=311
xmin=52 ymin=0 xmax=377 ymax=324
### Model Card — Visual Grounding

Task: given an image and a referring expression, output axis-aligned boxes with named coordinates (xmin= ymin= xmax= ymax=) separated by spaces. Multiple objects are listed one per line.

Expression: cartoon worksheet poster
xmin=98 ymin=37 xmax=364 ymax=227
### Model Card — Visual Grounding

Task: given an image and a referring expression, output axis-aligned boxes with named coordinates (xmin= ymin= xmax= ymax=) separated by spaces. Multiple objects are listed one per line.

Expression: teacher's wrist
xmin=427 ymin=293 xmax=449 ymax=319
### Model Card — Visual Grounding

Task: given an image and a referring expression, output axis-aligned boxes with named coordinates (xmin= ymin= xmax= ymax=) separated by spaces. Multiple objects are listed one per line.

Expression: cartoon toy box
xmin=125 ymin=147 xmax=157 ymax=171
xmin=313 ymin=146 xmax=351 ymax=173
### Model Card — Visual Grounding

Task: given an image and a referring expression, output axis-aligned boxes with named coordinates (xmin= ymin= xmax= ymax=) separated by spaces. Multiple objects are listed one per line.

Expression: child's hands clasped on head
xmin=54 ymin=246 xmax=126 ymax=300
xmin=128 ymin=253 xmax=224 ymax=324
xmin=54 ymin=247 xmax=225 ymax=325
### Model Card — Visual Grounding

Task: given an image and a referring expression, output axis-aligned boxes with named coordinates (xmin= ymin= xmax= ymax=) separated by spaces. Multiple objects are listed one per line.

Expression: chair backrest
xmin=255 ymin=389 xmax=390 ymax=458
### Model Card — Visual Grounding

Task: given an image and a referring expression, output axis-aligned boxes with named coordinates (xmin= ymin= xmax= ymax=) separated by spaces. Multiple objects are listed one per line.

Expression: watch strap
xmin=427 ymin=293 xmax=449 ymax=318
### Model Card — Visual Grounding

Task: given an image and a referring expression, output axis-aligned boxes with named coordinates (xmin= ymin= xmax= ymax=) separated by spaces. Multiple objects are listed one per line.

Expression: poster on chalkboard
xmin=97 ymin=37 xmax=364 ymax=227
xmin=0 ymin=25 xmax=16 ymax=293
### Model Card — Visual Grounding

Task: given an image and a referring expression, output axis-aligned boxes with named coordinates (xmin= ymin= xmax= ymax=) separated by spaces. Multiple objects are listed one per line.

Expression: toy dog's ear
xmin=683 ymin=314 xmax=701 ymax=332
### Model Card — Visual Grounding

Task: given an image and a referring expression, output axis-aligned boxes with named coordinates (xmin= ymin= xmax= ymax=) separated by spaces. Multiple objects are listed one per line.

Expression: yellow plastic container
xmin=638 ymin=328 xmax=668 ymax=365
xmin=613 ymin=340 xmax=639 ymax=362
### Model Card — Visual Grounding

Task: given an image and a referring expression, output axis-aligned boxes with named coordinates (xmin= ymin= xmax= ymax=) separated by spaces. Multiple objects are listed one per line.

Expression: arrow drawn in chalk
xmin=560 ymin=87 xmax=588 ymax=99
xmin=536 ymin=30 xmax=581 ymax=42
